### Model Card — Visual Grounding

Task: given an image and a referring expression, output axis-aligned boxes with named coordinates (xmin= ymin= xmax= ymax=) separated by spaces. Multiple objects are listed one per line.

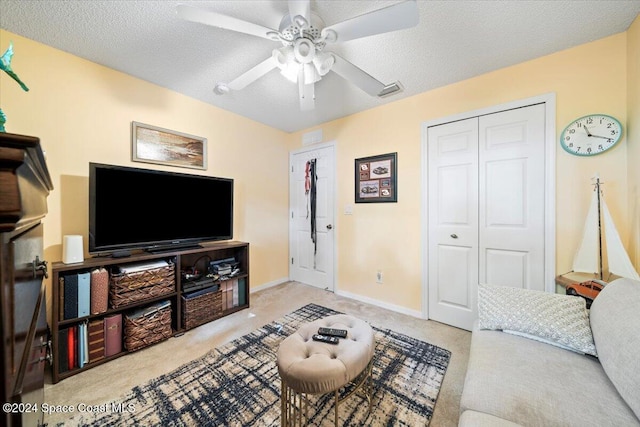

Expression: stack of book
xmin=219 ymin=278 xmax=246 ymax=309
xmin=58 ymin=322 xmax=87 ymax=373
xmin=58 ymin=314 xmax=122 ymax=373
xmin=59 ymin=268 xmax=109 ymax=320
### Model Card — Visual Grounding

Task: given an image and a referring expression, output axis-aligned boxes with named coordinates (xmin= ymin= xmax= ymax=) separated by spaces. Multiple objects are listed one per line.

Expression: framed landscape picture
xmin=132 ymin=121 xmax=207 ymax=170
xmin=355 ymin=152 xmax=397 ymax=203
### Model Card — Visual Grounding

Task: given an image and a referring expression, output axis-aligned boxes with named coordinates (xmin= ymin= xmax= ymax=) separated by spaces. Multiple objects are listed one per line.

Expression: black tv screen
xmin=89 ymin=163 xmax=233 ymax=254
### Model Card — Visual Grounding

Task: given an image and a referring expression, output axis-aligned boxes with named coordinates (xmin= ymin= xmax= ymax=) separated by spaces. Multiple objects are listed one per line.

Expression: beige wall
xmin=0 ymin=31 xmax=291 ymax=313
xmin=289 ymin=32 xmax=633 ymax=312
xmin=2 ymin=22 xmax=637 ymax=318
xmin=628 ymin=15 xmax=640 ymax=269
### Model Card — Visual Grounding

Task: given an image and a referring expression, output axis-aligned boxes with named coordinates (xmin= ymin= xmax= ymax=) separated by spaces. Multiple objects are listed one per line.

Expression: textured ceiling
xmin=1 ymin=1 xmax=639 ymax=133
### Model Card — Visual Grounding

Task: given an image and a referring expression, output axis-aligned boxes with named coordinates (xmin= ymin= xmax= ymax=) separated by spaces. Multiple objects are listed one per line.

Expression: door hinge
xmin=291 ymin=166 xmax=294 ymax=173
xmin=291 ymin=257 xmax=294 ymax=265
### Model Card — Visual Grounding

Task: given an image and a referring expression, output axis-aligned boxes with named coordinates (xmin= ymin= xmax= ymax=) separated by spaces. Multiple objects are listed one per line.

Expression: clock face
xmin=560 ymin=114 xmax=622 ymax=156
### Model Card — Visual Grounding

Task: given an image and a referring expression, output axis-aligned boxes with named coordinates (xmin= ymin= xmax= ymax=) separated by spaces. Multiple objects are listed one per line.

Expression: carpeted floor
xmin=59 ymin=303 xmax=451 ymax=426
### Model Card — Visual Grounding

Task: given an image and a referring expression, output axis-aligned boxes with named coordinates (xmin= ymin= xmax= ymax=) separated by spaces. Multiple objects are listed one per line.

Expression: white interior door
xmin=427 ymin=103 xmax=547 ymax=330
xmin=289 ymin=143 xmax=335 ymax=291
xmin=479 ymin=104 xmax=546 ymax=290
xmin=428 ymin=118 xmax=479 ymax=330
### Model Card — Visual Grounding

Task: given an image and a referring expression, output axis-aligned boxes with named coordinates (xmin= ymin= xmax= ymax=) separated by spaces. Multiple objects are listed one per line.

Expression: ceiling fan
xmin=176 ymin=0 xmax=419 ymax=111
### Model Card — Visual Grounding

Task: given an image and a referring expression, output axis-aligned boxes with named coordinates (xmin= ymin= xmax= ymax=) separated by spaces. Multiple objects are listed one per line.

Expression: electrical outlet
xmin=376 ymin=270 xmax=383 ymax=284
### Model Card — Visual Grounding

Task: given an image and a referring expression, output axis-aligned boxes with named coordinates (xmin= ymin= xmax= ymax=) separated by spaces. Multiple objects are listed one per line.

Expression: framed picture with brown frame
xmin=132 ymin=121 xmax=207 ymax=170
xmin=355 ymin=152 xmax=397 ymax=203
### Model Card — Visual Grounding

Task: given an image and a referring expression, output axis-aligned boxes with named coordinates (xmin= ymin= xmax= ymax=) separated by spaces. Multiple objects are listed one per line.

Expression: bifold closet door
xmin=479 ymin=104 xmax=546 ymax=293
xmin=428 ymin=103 xmax=546 ymax=330
xmin=427 ymin=118 xmax=479 ymax=330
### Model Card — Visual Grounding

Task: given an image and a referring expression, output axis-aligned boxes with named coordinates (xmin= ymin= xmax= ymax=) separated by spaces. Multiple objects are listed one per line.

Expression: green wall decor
xmin=0 ymin=42 xmax=29 ymax=132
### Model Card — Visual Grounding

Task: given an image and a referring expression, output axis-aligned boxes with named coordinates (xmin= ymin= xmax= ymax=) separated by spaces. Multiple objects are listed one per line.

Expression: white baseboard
xmin=250 ymin=277 xmax=289 ymax=293
xmin=335 ymin=289 xmax=424 ymax=319
xmin=250 ymin=279 xmax=424 ymax=319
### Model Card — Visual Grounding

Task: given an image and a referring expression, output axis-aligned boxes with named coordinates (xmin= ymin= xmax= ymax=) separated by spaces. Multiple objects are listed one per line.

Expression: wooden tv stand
xmin=50 ymin=241 xmax=249 ymax=383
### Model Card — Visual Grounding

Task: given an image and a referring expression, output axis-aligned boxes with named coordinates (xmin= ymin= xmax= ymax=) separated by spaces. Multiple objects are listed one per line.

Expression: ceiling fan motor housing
xmin=278 ymin=12 xmax=325 ymax=48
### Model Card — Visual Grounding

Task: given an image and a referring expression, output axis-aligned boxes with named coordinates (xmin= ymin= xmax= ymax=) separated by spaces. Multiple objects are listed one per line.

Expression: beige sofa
xmin=459 ymin=278 xmax=640 ymax=426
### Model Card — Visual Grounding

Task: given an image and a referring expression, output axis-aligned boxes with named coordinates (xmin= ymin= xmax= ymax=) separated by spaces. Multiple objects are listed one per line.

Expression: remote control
xmin=312 ymin=334 xmax=339 ymax=345
xmin=318 ymin=327 xmax=348 ymax=338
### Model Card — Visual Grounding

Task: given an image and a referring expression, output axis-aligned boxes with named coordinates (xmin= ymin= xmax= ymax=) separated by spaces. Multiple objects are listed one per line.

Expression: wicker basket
xmin=110 ymin=262 xmax=175 ymax=308
xmin=124 ymin=303 xmax=173 ymax=352
xmin=182 ymin=288 xmax=223 ymax=330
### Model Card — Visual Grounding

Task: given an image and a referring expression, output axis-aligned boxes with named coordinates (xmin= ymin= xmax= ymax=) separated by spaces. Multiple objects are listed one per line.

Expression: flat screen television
xmin=89 ymin=163 xmax=233 ymax=255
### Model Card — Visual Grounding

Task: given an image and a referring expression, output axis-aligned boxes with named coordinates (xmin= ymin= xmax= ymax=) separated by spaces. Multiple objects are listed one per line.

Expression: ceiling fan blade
xmin=322 ymin=0 xmax=419 ymax=43
xmin=288 ymin=0 xmax=311 ymax=24
xmin=227 ymin=56 xmax=278 ymax=91
xmin=176 ymin=4 xmax=278 ymax=40
xmin=329 ymin=53 xmax=385 ymax=96
xmin=298 ymin=67 xmax=315 ymax=111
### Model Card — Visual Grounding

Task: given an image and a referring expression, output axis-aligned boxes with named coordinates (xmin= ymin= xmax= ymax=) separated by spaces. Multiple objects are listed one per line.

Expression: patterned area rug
xmin=60 ymin=304 xmax=451 ymax=426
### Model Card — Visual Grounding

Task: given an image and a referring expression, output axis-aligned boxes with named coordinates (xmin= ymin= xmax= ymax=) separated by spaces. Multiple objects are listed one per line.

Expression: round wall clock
xmin=560 ymin=114 xmax=623 ymax=156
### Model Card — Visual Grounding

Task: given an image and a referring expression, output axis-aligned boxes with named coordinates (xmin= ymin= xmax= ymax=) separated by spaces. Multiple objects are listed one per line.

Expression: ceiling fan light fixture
xmin=273 ymin=46 xmax=291 ymax=67
xmin=178 ymin=0 xmax=418 ymax=110
xmin=293 ymin=38 xmax=315 ymax=64
xmin=273 ymin=47 xmax=299 ymax=83
xmin=313 ymin=52 xmax=335 ymax=76
xmin=280 ymin=65 xmax=300 ymax=83
xmin=377 ymin=81 xmax=404 ymax=98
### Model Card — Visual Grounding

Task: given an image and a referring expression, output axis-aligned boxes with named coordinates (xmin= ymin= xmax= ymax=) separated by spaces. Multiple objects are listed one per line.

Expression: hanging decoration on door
xmin=305 ymin=159 xmax=318 ymax=265
xmin=355 ymin=152 xmax=397 ymax=203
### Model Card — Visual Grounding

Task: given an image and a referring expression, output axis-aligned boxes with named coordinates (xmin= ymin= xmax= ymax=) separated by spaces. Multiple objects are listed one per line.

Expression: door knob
xmin=450 ymin=234 xmax=458 ymax=239
xmin=326 ymin=224 xmax=333 ymax=230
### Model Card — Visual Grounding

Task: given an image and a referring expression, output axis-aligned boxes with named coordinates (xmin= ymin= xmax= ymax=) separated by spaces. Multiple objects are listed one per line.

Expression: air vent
xmin=377 ymin=81 xmax=404 ymax=98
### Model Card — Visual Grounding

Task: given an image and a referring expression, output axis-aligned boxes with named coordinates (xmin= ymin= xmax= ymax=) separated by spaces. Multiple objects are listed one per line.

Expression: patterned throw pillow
xmin=478 ymin=283 xmax=597 ymax=356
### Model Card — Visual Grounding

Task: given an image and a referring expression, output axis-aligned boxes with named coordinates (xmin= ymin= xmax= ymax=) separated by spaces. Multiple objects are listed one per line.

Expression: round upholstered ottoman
xmin=277 ymin=314 xmax=375 ymax=426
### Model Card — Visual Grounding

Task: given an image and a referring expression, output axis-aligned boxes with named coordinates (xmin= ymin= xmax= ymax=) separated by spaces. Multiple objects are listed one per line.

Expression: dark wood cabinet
xmin=0 ymin=133 xmax=53 ymax=427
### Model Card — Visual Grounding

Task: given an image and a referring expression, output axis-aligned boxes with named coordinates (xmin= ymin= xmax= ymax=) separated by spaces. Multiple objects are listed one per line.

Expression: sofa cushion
xmin=477 ymin=283 xmax=596 ymax=355
xmin=459 ymin=410 xmax=523 ymax=427
xmin=460 ymin=322 xmax=640 ymax=426
xmin=590 ymin=278 xmax=640 ymax=420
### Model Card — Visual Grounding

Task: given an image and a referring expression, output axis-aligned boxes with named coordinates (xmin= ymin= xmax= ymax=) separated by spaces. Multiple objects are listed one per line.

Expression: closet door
xmin=427 ymin=118 xmax=479 ymax=330
xmin=479 ymin=104 xmax=546 ymax=291
xmin=427 ymin=103 xmax=546 ymax=331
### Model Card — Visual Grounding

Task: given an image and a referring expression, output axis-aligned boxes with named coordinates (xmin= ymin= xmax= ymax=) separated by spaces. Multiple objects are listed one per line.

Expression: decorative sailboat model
xmin=571 ymin=174 xmax=640 ymax=281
